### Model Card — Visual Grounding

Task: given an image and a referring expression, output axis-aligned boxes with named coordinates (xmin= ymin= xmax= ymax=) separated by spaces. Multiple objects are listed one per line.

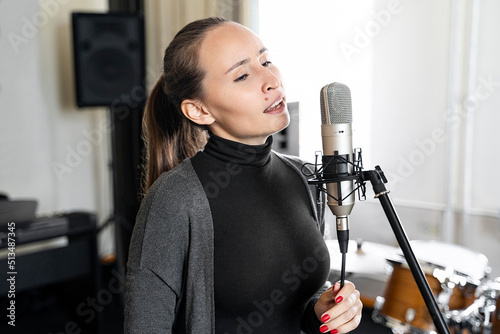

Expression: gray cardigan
xmin=124 ymin=153 xmax=326 ymax=333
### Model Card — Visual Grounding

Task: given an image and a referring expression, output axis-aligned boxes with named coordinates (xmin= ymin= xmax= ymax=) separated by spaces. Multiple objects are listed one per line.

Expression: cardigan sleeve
xmin=124 ymin=169 xmax=190 ymax=333
xmin=124 ymin=160 xmax=215 ymax=334
xmin=124 ymin=267 xmax=179 ymax=333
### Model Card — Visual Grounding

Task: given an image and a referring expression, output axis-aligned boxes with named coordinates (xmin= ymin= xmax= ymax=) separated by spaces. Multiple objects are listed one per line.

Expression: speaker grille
xmin=72 ymin=13 xmax=145 ymax=107
xmin=87 ymin=48 xmax=135 ymax=98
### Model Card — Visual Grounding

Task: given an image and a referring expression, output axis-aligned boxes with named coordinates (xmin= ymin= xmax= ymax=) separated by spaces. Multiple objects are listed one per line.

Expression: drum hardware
xmin=406 ymin=308 xmax=417 ymax=323
xmin=371 ymin=241 xmax=495 ymax=334
xmin=405 ymin=309 xmax=419 ymax=334
xmin=434 ymin=266 xmax=477 ymax=314
xmin=374 ymin=276 xmax=500 ymax=334
xmin=436 ymin=267 xmax=460 ymax=313
xmin=372 ymin=296 xmax=431 ymax=334
xmin=466 ymin=279 xmax=500 ymax=334
xmin=374 ymin=282 xmax=496 ymax=334
xmin=447 ymin=298 xmax=485 ymax=333
xmin=446 ymin=279 xmax=500 ymax=334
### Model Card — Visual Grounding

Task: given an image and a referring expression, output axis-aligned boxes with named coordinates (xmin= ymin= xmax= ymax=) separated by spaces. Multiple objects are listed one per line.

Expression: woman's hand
xmin=314 ymin=281 xmax=363 ymax=333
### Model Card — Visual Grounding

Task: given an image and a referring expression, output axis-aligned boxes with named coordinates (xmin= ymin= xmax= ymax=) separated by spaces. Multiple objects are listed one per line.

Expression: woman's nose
xmin=262 ymin=69 xmax=280 ymax=93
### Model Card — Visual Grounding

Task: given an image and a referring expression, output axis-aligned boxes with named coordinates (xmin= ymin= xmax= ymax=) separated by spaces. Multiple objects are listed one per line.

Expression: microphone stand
xmin=362 ymin=166 xmax=450 ymax=334
xmin=304 ymin=155 xmax=450 ymax=334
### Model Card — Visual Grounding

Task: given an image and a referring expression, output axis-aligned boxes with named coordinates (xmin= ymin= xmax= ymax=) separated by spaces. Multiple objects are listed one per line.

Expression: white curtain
xmin=144 ymin=0 xmax=252 ymax=88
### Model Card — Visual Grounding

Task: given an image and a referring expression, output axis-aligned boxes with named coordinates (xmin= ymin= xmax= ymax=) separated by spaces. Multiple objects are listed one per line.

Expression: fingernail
xmin=335 ymin=296 xmax=343 ymax=304
xmin=331 ymin=329 xmax=339 ymax=334
xmin=321 ymin=314 xmax=330 ymax=322
xmin=320 ymin=324 xmax=329 ymax=333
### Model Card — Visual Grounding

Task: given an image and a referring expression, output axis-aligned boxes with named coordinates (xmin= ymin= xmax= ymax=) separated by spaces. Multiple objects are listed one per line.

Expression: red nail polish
xmin=321 ymin=314 xmax=330 ymax=322
xmin=331 ymin=329 xmax=339 ymax=334
xmin=335 ymin=296 xmax=343 ymax=304
xmin=320 ymin=324 xmax=329 ymax=333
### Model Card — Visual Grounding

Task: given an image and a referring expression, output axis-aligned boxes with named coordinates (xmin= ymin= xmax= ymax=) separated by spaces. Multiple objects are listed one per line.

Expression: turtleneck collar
xmin=202 ymin=132 xmax=273 ymax=169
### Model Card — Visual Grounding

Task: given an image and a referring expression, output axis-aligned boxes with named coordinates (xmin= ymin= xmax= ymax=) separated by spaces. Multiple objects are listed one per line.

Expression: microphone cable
xmin=340 ymin=252 xmax=346 ymax=289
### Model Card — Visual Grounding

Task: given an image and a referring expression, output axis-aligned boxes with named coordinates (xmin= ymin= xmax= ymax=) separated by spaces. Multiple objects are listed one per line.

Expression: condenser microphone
xmin=320 ymin=82 xmax=355 ymax=255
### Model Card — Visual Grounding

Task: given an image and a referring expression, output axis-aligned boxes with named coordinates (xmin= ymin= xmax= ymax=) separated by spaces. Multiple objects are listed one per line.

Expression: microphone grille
xmin=320 ymin=82 xmax=352 ymax=124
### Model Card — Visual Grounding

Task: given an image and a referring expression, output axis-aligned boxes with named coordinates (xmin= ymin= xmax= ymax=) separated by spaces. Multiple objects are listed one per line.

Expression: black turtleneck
xmin=190 ymin=133 xmax=330 ymax=334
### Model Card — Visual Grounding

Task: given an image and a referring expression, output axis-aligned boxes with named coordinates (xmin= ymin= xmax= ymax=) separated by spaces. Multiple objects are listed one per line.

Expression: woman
xmin=124 ymin=17 xmax=362 ymax=334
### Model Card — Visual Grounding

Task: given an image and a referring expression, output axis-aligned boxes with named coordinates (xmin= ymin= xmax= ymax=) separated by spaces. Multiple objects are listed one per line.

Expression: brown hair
xmin=142 ymin=17 xmax=229 ymax=193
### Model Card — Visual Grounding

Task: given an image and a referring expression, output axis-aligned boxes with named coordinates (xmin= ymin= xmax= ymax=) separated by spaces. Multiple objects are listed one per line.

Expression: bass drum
xmin=373 ymin=240 xmax=489 ymax=333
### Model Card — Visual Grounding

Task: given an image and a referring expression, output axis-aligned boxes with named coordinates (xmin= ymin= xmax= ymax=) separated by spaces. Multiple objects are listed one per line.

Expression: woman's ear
xmin=181 ymin=99 xmax=215 ymax=125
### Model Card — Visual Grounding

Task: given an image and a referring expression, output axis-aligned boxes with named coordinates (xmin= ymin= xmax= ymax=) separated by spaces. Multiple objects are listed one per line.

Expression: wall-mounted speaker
xmin=71 ymin=12 xmax=145 ymax=107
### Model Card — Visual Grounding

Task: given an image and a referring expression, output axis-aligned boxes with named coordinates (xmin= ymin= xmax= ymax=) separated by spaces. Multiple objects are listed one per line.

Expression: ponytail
xmin=141 ymin=77 xmax=207 ymax=194
xmin=141 ymin=17 xmax=228 ymax=194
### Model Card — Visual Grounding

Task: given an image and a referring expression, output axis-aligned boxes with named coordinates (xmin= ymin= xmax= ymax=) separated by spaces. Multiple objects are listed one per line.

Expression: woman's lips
xmin=264 ymin=97 xmax=285 ymax=113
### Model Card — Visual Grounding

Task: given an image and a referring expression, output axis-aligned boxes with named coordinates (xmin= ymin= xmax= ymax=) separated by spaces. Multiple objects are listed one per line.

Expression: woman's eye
xmin=262 ymin=60 xmax=272 ymax=67
xmin=234 ymin=74 xmax=249 ymax=82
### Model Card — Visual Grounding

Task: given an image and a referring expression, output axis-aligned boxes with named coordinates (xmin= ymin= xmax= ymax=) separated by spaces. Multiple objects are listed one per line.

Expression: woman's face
xmin=197 ymin=22 xmax=289 ymax=145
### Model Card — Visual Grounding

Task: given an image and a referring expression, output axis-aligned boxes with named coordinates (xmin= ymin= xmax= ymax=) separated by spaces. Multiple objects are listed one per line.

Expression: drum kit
xmin=327 ymin=239 xmax=500 ymax=334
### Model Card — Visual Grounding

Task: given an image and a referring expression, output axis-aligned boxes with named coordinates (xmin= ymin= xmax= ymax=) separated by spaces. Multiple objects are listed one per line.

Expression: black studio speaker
xmin=72 ymin=12 xmax=145 ymax=107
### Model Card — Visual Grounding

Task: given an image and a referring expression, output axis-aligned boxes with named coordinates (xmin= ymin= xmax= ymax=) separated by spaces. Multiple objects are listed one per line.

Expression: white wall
xmin=259 ymin=0 xmax=500 ymax=277
xmin=366 ymin=0 xmax=500 ymax=277
xmin=0 ymin=0 xmax=113 ymax=256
